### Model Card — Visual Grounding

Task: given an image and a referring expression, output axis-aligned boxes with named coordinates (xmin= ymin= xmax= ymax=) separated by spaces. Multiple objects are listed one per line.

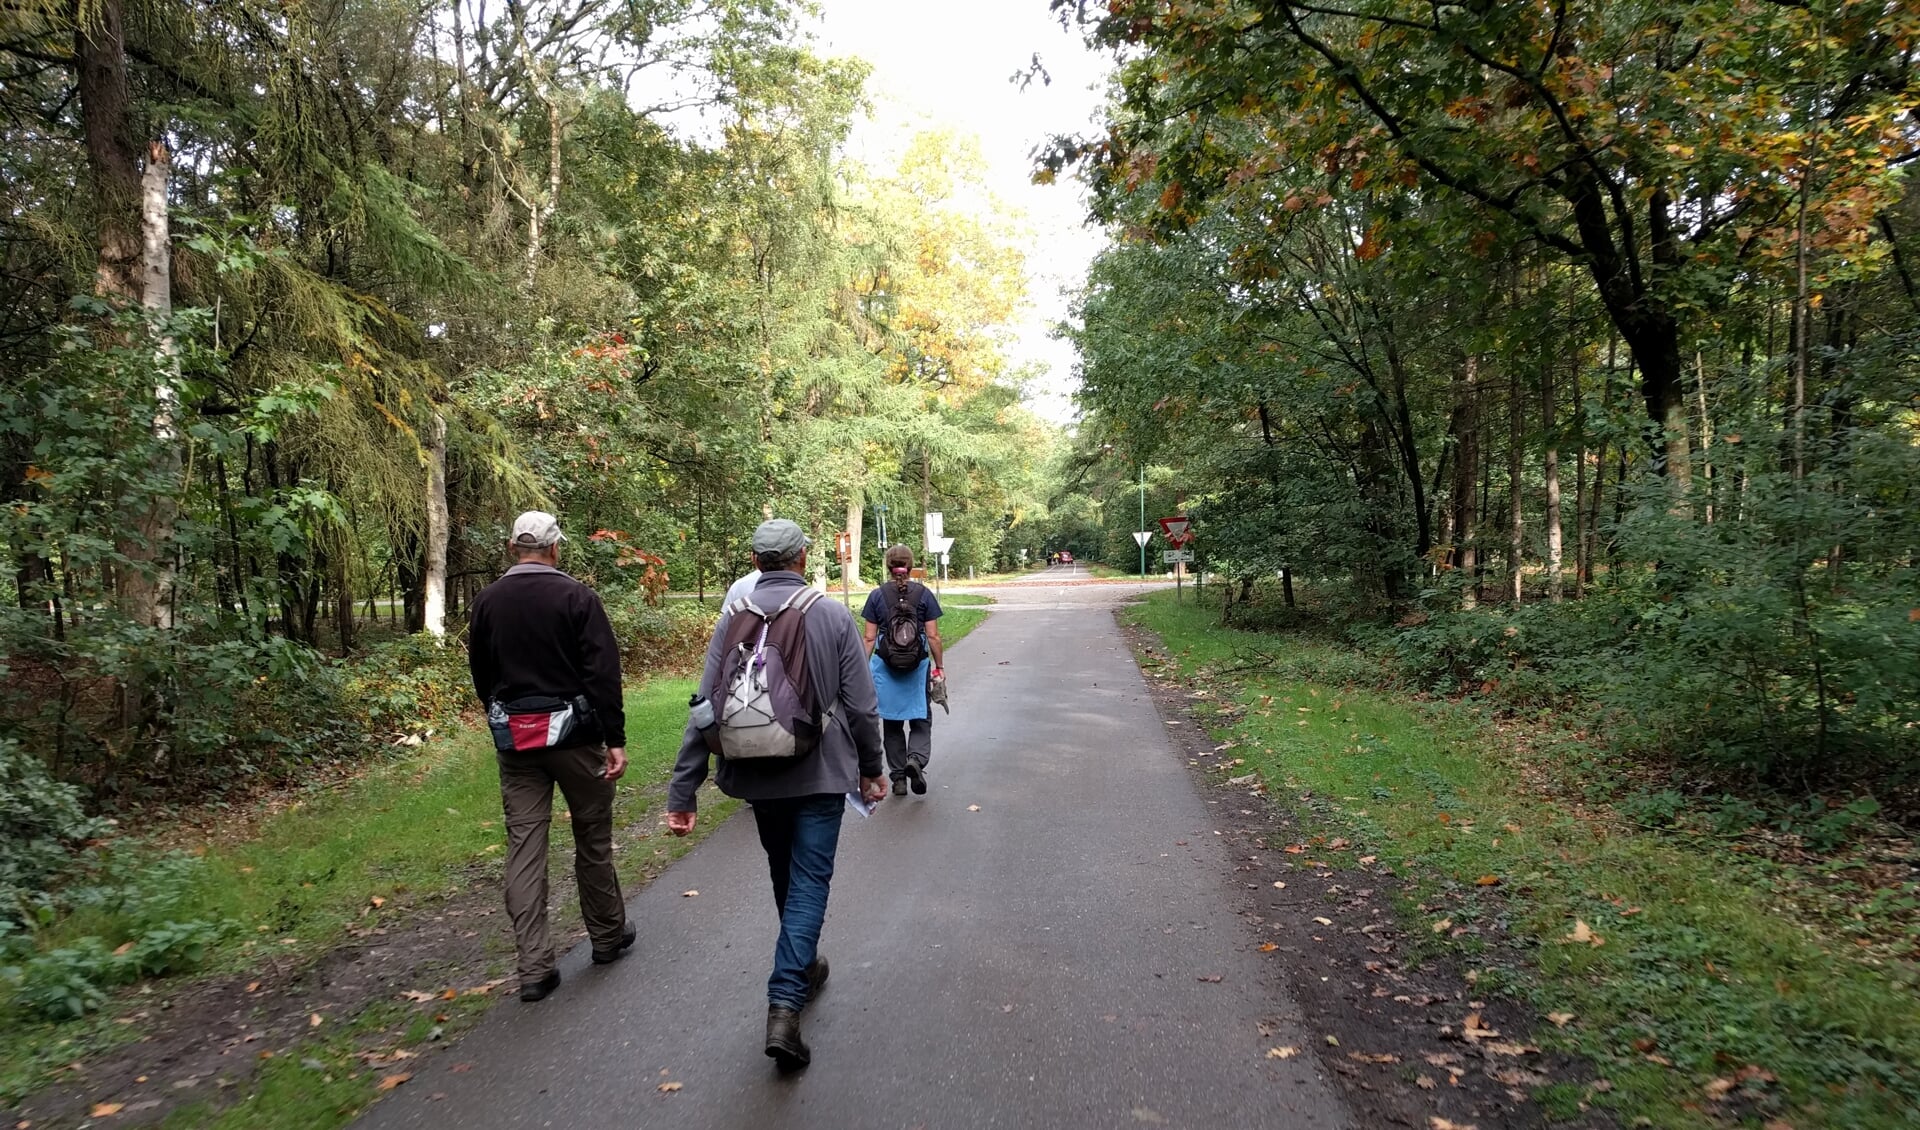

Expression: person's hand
xmin=603 ymin=746 xmax=628 ymax=781
xmin=859 ymin=776 xmax=888 ymax=805
xmin=666 ymin=810 xmax=696 ymax=836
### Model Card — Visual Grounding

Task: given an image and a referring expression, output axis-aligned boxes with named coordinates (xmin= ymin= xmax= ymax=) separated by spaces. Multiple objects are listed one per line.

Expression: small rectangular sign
xmin=1163 ymin=549 xmax=1194 ymax=564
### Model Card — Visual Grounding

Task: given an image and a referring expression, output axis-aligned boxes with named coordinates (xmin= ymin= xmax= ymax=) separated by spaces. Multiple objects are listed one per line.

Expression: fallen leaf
xmin=1431 ymin=917 xmax=1452 ymax=934
xmin=1547 ymin=1011 xmax=1576 ymax=1028
xmin=1429 ymin=1119 xmax=1478 ymax=1130
xmin=1324 ymin=1035 xmax=1340 ymax=1047
xmin=1562 ymin=919 xmax=1604 ymax=947
xmin=245 ymin=982 xmax=260 ymax=993
xmin=1632 ymin=1036 xmax=1658 ymax=1053
xmin=1313 ymin=917 xmax=1333 ymax=926
xmin=112 ymin=941 xmax=135 ymax=956
xmin=1347 ymin=1051 xmax=1399 ymax=1064
xmin=401 ymin=990 xmax=435 ymax=1003
xmin=309 ymin=1013 xmax=323 ymax=1028
xmin=1704 ymin=1077 xmax=1736 ymax=1098
xmin=967 ymin=805 xmax=982 ymax=812
xmin=1326 ymin=838 xmax=1349 ymax=850
xmin=376 ymin=1072 xmax=412 ymax=1092
xmin=1271 ymin=881 xmax=1286 ymax=889
xmin=1196 ymin=974 xmax=1223 ymax=983
xmin=1461 ymin=1013 xmax=1500 ymax=1040
xmin=1283 ymin=844 xmax=1306 ymax=854
xmin=1357 ymin=855 xmax=1377 ymax=864
xmin=90 ymin=1105 xmax=123 ymax=1119
xmin=682 ymin=890 xmax=699 ymax=898
xmin=657 ymin=1082 xmax=682 ymax=1093
xmin=1474 ymin=875 xmax=1500 ymax=886
xmin=1415 ymin=1074 xmax=1436 ymax=1089
xmin=1266 ymin=1046 xmax=1299 ymax=1059
xmin=1483 ymin=1042 xmax=1538 ymax=1057
xmin=369 ymin=896 xmax=386 ymax=909
xmin=439 ymin=988 xmax=457 ymax=1001
xmin=1257 ymin=942 xmax=1279 ymax=952
xmin=1423 ymin=1052 xmax=1463 ymax=1067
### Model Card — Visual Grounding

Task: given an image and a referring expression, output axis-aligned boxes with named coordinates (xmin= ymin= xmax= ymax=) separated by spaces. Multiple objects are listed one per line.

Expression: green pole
xmin=1138 ymin=463 xmax=1146 ymax=580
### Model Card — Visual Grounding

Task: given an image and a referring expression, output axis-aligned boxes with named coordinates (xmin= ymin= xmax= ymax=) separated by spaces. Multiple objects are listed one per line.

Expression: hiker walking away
xmin=862 ymin=545 xmax=944 ymax=797
xmin=467 ymin=511 xmax=635 ymax=1003
xmin=666 ymin=519 xmax=888 ymax=1070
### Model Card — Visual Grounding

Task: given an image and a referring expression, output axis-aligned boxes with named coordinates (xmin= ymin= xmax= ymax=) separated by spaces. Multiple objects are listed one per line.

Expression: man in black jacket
xmin=468 ymin=511 xmax=634 ymax=1002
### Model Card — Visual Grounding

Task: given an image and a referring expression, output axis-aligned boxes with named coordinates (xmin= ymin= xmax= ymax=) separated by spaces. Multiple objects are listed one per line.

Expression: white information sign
xmin=924 ymin=511 xmax=944 ymax=545
xmin=1163 ymin=549 xmax=1194 ymax=564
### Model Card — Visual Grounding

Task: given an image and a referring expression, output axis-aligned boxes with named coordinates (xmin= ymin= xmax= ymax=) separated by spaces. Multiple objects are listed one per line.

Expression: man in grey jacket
xmin=667 ymin=519 xmax=887 ymax=1070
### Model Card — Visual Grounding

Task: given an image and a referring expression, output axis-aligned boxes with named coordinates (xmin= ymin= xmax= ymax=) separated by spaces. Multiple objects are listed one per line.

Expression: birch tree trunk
xmin=132 ymin=142 xmax=180 ymax=630
xmin=844 ymin=490 xmax=864 ymax=590
xmin=1508 ymin=364 xmax=1524 ymax=605
xmin=1543 ymin=351 xmax=1563 ymax=603
xmin=1451 ymin=355 xmax=1480 ymax=609
xmin=422 ymin=413 xmax=450 ymax=639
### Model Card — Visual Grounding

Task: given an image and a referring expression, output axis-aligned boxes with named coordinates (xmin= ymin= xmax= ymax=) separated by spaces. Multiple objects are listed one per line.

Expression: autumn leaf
xmin=245 ymin=982 xmax=260 ymax=993
xmin=1430 ymin=1118 xmax=1478 ymax=1130
xmin=369 ymin=896 xmax=386 ymax=909
xmin=1347 ymin=1051 xmax=1399 ymax=1064
xmin=1704 ymin=1077 xmax=1736 ymax=1098
xmin=1547 ymin=1012 xmax=1576 ymax=1027
xmin=376 ymin=1072 xmax=412 ymax=1092
xmin=967 ymin=805 xmax=982 ymax=812
xmin=400 ymin=990 xmax=435 ymax=1003
xmin=309 ymin=1013 xmax=323 ymax=1028
xmin=657 ymin=1082 xmax=683 ymax=1093
xmin=1196 ymin=974 xmax=1223 ymax=983
xmin=1460 ymin=1013 xmax=1499 ymax=1040
xmin=1266 ymin=1046 xmax=1299 ymax=1059
xmin=1431 ymin=917 xmax=1452 ymax=934
xmin=1313 ymin=916 xmax=1333 ymax=926
xmin=1257 ymin=942 xmax=1279 ymax=952
xmin=681 ymin=890 xmax=699 ymax=898
xmin=90 ymin=1104 xmax=123 ymax=1118
xmin=1415 ymin=1074 xmax=1436 ymax=1089
xmin=1474 ymin=875 xmax=1500 ymax=886
xmin=1562 ymin=919 xmax=1604 ymax=947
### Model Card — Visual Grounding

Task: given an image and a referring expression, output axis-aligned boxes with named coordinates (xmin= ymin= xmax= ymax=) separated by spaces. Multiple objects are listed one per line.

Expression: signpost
xmin=1158 ymin=516 xmax=1195 ymax=599
xmin=927 ymin=534 xmax=955 ymax=593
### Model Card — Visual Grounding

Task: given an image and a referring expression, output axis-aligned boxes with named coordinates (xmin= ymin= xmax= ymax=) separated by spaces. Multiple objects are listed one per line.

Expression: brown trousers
xmin=496 ymin=743 xmax=627 ymax=980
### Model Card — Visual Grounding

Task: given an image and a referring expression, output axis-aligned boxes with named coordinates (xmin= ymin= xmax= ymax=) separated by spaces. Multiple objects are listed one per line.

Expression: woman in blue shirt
xmin=860 ymin=545 xmax=944 ymax=796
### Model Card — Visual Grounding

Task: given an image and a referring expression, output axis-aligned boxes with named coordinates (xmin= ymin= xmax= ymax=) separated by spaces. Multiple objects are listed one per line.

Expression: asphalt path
xmin=358 ymin=579 xmax=1350 ymax=1130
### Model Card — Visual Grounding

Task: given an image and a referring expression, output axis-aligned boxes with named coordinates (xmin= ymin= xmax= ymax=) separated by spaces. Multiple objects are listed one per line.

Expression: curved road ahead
xmin=358 ymin=575 xmax=1349 ymax=1130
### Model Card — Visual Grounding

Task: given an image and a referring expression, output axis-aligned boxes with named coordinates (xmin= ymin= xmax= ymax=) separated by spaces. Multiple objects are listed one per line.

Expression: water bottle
xmin=688 ymin=693 xmax=716 ymax=731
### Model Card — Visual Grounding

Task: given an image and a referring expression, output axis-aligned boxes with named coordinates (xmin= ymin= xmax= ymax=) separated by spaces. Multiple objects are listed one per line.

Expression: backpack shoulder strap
xmin=725 ymin=597 xmax=767 ymax=620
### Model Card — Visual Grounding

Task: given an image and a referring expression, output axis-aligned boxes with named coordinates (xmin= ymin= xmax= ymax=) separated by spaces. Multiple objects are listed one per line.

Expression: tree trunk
xmin=1449 ymin=354 xmax=1480 ymax=608
xmin=1281 ymin=567 xmax=1295 ymax=608
xmin=1543 ymin=347 xmax=1563 ymax=603
xmin=125 ymin=142 xmax=180 ymax=631
xmin=844 ymin=489 xmax=863 ymax=590
xmin=422 ymin=413 xmax=450 ymax=639
xmin=76 ymin=0 xmax=142 ymax=303
xmin=1508 ymin=362 xmax=1524 ymax=604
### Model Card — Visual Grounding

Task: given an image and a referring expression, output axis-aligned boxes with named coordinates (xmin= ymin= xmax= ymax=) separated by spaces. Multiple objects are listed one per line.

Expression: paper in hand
xmin=845 ymin=791 xmax=878 ymax=818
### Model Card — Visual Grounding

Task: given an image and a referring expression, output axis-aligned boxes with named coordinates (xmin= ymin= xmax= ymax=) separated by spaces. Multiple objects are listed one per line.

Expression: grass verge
xmin=1126 ymin=590 xmax=1919 ymax=1129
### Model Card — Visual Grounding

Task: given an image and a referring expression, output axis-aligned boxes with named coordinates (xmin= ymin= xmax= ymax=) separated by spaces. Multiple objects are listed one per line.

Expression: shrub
xmin=0 ymin=736 xmax=108 ymax=925
xmin=338 ymin=634 xmax=473 ymax=739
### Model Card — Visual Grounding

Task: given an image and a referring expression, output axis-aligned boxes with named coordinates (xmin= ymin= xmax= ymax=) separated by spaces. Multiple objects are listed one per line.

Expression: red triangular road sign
xmin=1157 ymin=516 xmax=1192 ymax=544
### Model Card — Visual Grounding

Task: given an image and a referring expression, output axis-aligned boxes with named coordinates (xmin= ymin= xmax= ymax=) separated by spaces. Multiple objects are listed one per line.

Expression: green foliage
xmin=1130 ymin=590 xmax=1920 ymax=1127
xmin=0 ymin=737 xmax=108 ymax=924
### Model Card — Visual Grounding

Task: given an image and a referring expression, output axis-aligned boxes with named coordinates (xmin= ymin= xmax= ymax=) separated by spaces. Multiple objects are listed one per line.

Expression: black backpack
xmin=876 ymin=582 xmax=927 ymax=672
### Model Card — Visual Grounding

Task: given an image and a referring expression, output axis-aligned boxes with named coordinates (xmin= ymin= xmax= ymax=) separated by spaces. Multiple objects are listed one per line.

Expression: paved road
xmin=359 ymin=580 xmax=1349 ymax=1130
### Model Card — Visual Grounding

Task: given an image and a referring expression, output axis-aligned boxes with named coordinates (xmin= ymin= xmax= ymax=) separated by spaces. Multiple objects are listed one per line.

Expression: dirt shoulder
xmin=1122 ymin=616 xmax=1613 ymax=1130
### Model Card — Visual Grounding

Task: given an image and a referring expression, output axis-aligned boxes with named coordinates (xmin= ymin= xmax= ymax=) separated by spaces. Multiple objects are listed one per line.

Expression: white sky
xmin=810 ymin=1 xmax=1112 ymax=424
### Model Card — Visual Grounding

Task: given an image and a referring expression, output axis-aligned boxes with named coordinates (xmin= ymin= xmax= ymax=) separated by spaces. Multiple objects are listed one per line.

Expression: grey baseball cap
xmin=751 ymin=518 xmax=812 ymax=559
xmin=510 ymin=510 xmax=566 ymax=549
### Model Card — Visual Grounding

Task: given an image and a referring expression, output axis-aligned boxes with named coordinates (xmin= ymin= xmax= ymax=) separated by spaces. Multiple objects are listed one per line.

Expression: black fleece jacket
xmin=467 ymin=563 xmax=626 ymax=748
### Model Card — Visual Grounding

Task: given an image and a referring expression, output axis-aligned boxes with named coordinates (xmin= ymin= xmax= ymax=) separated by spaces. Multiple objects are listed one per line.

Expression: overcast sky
xmin=810 ymin=1 xmax=1112 ymax=423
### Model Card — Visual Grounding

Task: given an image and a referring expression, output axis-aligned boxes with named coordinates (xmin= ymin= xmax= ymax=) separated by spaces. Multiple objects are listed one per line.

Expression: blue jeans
xmin=751 ymin=794 xmax=845 ymax=1011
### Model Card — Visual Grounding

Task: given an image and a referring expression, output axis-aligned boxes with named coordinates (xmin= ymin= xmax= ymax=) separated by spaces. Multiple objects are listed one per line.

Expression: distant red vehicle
xmin=1058 ymin=551 xmax=1074 ymax=564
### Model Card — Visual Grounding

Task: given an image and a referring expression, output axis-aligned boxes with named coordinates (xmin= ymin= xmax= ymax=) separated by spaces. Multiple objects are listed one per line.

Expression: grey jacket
xmin=669 ymin=570 xmax=884 ymax=810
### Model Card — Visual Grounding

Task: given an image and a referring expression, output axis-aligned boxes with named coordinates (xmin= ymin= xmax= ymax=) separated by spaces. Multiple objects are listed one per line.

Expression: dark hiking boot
xmin=805 ymin=956 xmax=829 ymax=1001
xmin=765 ymin=1006 xmax=811 ymax=1070
xmin=592 ymin=921 xmax=637 ymax=964
xmin=519 ymin=970 xmax=561 ymax=1003
xmin=890 ymin=774 xmax=908 ymax=797
xmin=906 ymin=760 xmax=928 ymax=795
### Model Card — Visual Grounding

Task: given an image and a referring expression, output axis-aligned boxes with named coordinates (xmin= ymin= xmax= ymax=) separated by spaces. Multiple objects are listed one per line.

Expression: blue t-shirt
xmin=863 ymin=582 xmax=942 ymax=721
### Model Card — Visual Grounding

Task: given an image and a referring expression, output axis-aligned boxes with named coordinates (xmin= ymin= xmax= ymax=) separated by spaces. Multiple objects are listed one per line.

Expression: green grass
xmin=937 ymin=593 xmax=992 ymax=607
xmin=1127 ymin=590 xmax=1920 ymax=1129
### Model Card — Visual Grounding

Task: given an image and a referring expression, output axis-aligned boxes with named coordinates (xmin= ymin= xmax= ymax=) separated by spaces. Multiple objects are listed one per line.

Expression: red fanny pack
xmin=487 ymin=695 xmax=594 ymax=753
